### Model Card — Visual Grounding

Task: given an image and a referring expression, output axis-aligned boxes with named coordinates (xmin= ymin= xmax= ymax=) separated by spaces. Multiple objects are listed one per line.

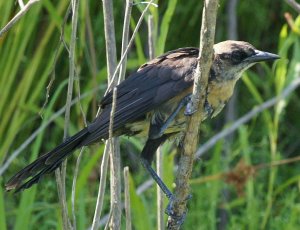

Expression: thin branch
xmin=167 ymin=0 xmax=219 ymax=228
xmin=118 ymin=0 xmax=133 ymax=84
xmin=147 ymin=13 xmax=164 ymax=230
xmin=91 ymin=143 xmax=110 ymax=230
xmin=91 ymin=87 xmax=118 ymax=230
xmin=39 ymin=3 xmax=72 ymax=117
xmin=148 ymin=15 xmax=155 ymax=59
xmin=123 ymin=167 xmax=132 ymax=230
xmin=92 ymin=0 xmax=120 ymax=228
xmin=156 ymin=147 xmax=164 ymax=229
xmin=104 ymin=0 xmax=156 ymax=95
xmin=0 ymin=0 xmax=40 ymax=38
xmin=71 ymin=147 xmax=84 ymax=230
xmin=85 ymin=4 xmax=98 ymax=116
xmin=101 ymin=0 xmax=122 ymax=228
xmin=108 ymin=88 xmax=121 ymax=229
xmin=285 ymin=0 xmax=300 ymax=13
xmin=55 ymin=0 xmax=80 ymax=229
xmin=71 ymin=67 xmax=88 ymax=229
xmin=64 ymin=0 xmax=79 ymax=140
xmin=55 ymin=169 xmax=72 ymax=230
xmin=195 ymin=76 xmax=300 ymax=158
xmin=18 ymin=0 xmax=25 ymax=9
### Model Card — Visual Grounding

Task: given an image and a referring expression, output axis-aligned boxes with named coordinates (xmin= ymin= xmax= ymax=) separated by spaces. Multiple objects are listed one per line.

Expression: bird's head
xmin=212 ymin=40 xmax=279 ymax=81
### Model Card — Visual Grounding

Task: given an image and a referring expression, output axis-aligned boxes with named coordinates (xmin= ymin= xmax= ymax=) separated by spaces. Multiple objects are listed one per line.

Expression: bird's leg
xmin=140 ymin=157 xmax=173 ymax=199
xmin=140 ymin=135 xmax=192 ymax=223
xmin=149 ymin=94 xmax=193 ymax=139
xmin=141 ymin=156 xmax=191 ymax=224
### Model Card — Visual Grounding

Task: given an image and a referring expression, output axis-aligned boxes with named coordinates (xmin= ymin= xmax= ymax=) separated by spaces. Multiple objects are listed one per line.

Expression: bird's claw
xmin=164 ymin=193 xmax=192 ymax=225
xmin=183 ymin=95 xmax=197 ymax=116
xmin=184 ymin=101 xmax=197 ymax=116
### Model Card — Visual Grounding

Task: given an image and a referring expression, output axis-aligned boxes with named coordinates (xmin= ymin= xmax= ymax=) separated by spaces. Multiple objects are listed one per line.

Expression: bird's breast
xmin=206 ymin=79 xmax=237 ymax=118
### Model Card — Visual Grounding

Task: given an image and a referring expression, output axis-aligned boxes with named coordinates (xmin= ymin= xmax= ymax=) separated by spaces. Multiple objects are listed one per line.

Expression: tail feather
xmin=5 ymin=128 xmax=89 ymax=192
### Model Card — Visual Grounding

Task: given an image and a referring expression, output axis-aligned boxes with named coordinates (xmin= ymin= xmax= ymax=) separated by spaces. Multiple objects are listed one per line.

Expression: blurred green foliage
xmin=1 ymin=0 xmax=300 ymax=229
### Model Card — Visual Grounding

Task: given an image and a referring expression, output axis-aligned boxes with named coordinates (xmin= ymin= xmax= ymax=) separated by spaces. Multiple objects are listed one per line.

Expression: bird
xmin=5 ymin=40 xmax=279 ymax=197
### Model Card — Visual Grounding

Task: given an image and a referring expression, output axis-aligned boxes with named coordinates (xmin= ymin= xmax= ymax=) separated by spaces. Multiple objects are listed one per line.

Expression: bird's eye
xmin=231 ymin=50 xmax=247 ymax=64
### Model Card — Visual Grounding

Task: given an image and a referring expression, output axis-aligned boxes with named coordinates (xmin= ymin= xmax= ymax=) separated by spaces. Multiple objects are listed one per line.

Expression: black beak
xmin=245 ymin=50 xmax=280 ymax=63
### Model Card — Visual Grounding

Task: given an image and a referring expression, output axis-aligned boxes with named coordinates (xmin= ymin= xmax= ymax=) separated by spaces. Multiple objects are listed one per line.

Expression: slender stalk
xmin=123 ymin=167 xmax=132 ymax=230
xmin=71 ymin=147 xmax=84 ymax=230
xmin=104 ymin=0 xmax=156 ymax=95
xmin=92 ymin=0 xmax=121 ymax=229
xmin=55 ymin=0 xmax=79 ymax=229
xmin=101 ymin=0 xmax=122 ymax=228
xmin=147 ymin=13 xmax=164 ymax=230
xmin=167 ymin=0 xmax=219 ymax=228
xmin=118 ymin=0 xmax=133 ymax=84
xmin=0 ymin=0 xmax=40 ymax=37
xmin=91 ymin=144 xmax=110 ymax=230
xmin=285 ymin=0 xmax=300 ymax=13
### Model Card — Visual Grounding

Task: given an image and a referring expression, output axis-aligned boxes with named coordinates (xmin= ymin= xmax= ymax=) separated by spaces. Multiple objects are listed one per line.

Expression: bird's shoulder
xmin=138 ymin=47 xmax=199 ymax=71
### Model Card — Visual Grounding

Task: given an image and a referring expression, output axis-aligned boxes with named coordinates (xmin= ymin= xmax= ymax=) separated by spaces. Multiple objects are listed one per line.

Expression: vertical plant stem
xmin=71 ymin=147 xmax=84 ymax=230
xmin=118 ymin=0 xmax=133 ymax=84
xmin=156 ymin=147 xmax=164 ymax=230
xmin=104 ymin=0 xmax=155 ymax=95
xmin=0 ymin=0 xmax=40 ymax=37
xmin=101 ymin=0 xmax=122 ymax=228
xmin=148 ymin=13 xmax=164 ymax=230
xmin=148 ymin=15 xmax=155 ymax=59
xmin=91 ymin=143 xmax=110 ymax=230
xmin=123 ymin=166 xmax=132 ymax=230
xmin=167 ymin=0 xmax=219 ymax=229
xmin=56 ymin=0 xmax=79 ymax=229
xmin=98 ymin=0 xmax=121 ymax=229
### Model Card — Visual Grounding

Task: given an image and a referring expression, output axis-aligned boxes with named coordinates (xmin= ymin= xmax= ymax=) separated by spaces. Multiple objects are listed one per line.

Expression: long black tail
xmin=5 ymin=128 xmax=89 ymax=193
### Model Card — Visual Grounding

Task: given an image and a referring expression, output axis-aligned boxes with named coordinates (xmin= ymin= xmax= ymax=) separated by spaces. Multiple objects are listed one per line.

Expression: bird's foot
xmin=164 ymin=193 xmax=192 ymax=225
xmin=183 ymin=95 xmax=197 ymax=116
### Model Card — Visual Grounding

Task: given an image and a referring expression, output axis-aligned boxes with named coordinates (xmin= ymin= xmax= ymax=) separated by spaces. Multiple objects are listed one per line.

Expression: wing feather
xmin=81 ymin=48 xmax=199 ymax=145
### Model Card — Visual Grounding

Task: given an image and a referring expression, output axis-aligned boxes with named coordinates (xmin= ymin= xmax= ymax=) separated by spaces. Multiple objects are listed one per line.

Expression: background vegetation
xmin=1 ymin=0 xmax=300 ymax=229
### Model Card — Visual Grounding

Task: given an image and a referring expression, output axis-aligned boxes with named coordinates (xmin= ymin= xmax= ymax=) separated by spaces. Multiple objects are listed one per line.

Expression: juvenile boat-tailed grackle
xmin=6 ymin=41 xmax=279 ymax=201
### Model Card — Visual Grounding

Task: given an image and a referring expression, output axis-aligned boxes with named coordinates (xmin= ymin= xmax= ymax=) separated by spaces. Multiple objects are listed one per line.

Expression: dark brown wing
xmin=81 ymin=47 xmax=199 ymax=145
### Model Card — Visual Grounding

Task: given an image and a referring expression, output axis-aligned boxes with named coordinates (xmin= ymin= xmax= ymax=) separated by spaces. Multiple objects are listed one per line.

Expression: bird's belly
xmin=124 ymin=80 xmax=237 ymax=138
xmin=125 ymin=110 xmax=186 ymax=138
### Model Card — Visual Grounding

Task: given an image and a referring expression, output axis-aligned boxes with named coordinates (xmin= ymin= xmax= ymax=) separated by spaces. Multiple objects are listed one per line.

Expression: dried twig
xmin=54 ymin=0 xmax=80 ymax=229
xmin=0 ymin=0 xmax=40 ymax=37
xmin=147 ymin=13 xmax=164 ymax=230
xmin=108 ymin=89 xmax=121 ymax=229
xmin=123 ymin=167 xmax=132 ymax=230
xmin=118 ymin=0 xmax=133 ymax=84
xmin=71 ymin=147 xmax=84 ymax=230
xmin=92 ymin=0 xmax=120 ymax=228
xmin=91 ymin=87 xmax=118 ymax=230
xmin=39 ymin=3 xmax=72 ymax=117
xmin=167 ymin=0 xmax=219 ymax=228
xmin=101 ymin=0 xmax=122 ymax=228
xmin=285 ymin=0 xmax=300 ymax=13
xmin=71 ymin=66 xmax=88 ymax=229
xmin=91 ymin=144 xmax=110 ymax=230
xmin=104 ymin=0 xmax=156 ymax=95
